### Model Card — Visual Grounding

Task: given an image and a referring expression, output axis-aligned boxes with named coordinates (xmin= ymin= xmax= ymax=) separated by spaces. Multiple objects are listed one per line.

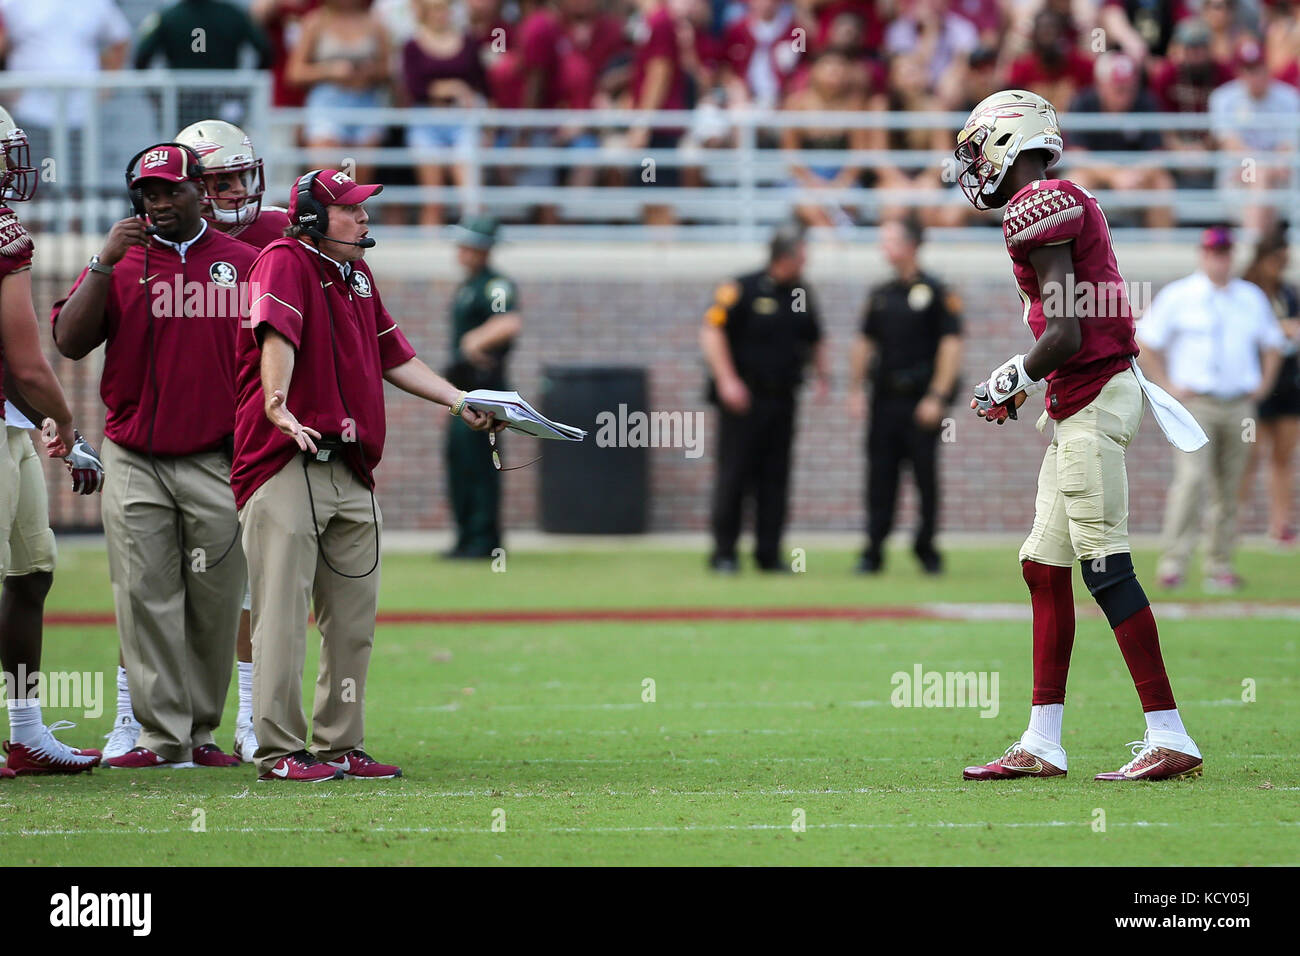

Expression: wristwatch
xmin=88 ymin=255 xmax=114 ymax=276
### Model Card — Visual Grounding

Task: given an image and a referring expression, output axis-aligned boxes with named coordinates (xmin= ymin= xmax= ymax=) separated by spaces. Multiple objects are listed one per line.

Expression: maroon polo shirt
xmin=231 ymin=238 xmax=417 ymax=510
xmin=0 ymin=205 xmax=36 ymax=406
xmin=223 ymin=207 xmax=292 ymax=250
xmin=50 ymin=223 xmax=258 ymax=455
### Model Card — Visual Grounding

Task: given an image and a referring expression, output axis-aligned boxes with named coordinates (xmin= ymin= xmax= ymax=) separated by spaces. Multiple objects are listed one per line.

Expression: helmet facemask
xmin=201 ymin=160 xmax=265 ymax=225
xmin=955 ymin=123 xmax=1022 ymax=211
xmin=0 ymin=128 xmax=37 ymax=203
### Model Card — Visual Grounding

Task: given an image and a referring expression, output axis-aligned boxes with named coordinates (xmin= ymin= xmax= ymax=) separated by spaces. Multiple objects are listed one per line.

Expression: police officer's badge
xmin=350 ymin=271 xmax=373 ymax=297
xmin=754 ymin=297 xmax=777 ymax=314
xmin=210 ymin=261 xmax=237 ymax=287
xmin=907 ymin=283 xmax=933 ymax=311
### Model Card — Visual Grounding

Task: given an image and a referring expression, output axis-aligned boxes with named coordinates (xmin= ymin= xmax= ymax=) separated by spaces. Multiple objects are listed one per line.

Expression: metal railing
xmin=3 ymin=71 xmax=1299 ymax=240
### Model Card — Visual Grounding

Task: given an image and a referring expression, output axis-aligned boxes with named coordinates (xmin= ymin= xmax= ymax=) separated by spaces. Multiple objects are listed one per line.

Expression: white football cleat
xmin=234 ymin=720 xmax=258 ymax=764
xmin=103 ymin=715 xmax=142 ymax=760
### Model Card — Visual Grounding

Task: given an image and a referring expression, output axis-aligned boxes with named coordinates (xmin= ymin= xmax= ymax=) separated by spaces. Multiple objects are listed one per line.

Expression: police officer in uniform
xmin=701 ymin=223 xmax=828 ymax=572
xmin=849 ymin=217 xmax=963 ymax=575
xmin=443 ymin=215 xmax=522 ymax=558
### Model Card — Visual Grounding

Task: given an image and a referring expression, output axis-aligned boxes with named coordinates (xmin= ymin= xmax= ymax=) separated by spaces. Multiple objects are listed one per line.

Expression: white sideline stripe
xmin=11 ymin=821 xmax=1299 ymax=837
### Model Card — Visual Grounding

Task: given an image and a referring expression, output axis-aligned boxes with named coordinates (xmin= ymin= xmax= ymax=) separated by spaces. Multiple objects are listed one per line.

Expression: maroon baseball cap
xmin=1236 ymin=38 xmax=1265 ymax=69
xmin=129 ymin=144 xmax=202 ymax=188
xmin=289 ymin=168 xmax=383 ymax=220
xmin=1201 ymin=225 xmax=1234 ymax=251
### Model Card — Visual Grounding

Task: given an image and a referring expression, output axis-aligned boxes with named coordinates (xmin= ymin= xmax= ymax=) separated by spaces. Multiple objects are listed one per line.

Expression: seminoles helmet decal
xmin=175 ymin=119 xmax=265 ymax=225
xmin=954 ymin=90 xmax=1063 ymax=210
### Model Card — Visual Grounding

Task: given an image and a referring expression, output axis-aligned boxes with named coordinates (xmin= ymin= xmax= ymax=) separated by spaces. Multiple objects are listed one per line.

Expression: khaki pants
xmin=1 ymin=426 xmax=57 ymax=578
xmin=1158 ymin=395 xmax=1254 ymax=579
xmin=101 ymin=439 xmax=245 ymax=762
xmin=1020 ymin=369 xmax=1145 ymax=567
xmin=240 ymin=455 xmax=381 ymax=774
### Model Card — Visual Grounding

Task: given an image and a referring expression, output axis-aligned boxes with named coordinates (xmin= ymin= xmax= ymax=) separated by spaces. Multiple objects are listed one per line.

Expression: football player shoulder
xmin=1001 ymin=177 xmax=1088 ymax=252
xmin=258 ymin=206 xmax=291 ymax=230
xmin=0 ymin=204 xmax=34 ymax=277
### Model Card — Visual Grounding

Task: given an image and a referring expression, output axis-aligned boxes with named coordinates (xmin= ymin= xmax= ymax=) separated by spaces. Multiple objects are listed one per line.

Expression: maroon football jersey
xmin=222 ymin=206 xmax=291 ymax=250
xmin=0 ymin=206 xmax=36 ymax=407
xmin=50 ymin=225 xmax=258 ymax=455
xmin=1002 ymin=179 xmax=1138 ymax=420
xmin=231 ymin=238 xmax=417 ymax=509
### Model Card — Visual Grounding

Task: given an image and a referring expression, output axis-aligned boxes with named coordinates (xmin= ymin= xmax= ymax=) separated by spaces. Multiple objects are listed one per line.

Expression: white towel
xmin=1130 ymin=358 xmax=1208 ymax=453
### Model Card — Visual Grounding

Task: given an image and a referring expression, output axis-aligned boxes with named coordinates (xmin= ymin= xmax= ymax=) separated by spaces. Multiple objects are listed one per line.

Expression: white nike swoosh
xmin=1015 ymin=759 xmax=1044 ymax=774
xmin=1126 ymin=758 xmax=1164 ymax=778
xmin=271 ymin=764 xmax=290 ymax=778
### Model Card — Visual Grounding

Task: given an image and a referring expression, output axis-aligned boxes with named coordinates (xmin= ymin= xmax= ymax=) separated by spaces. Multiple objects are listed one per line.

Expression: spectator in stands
xmin=1152 ymin=19 xmax=1232 ymax=187
xmin=629 ymin=0 xmax=692 ymax=226
xmin=807 ymin=0 xmax=884 ymax=53
xmin=884 ymin=0 xmax=978 ymax=92
xmin=874 ymin=52 xmax=956 ymax=226
xmin=1068 ymin=51 xmax=1176 ymax=227
xmin=1209 ymin=37 xmax=1300 ymax=234
xmin=466 ymin=0 xmax=517 ymax=107
xmin=721 ymin=0 xmax=803 ymax=109
xmin=403 ymin=0 xmax=487 ymax=226
xmin=1004 ymin=0 xmax=1092 ymax=53
xmin=135 ymin=0 xmax=274 ymax=129
xmin=948 ymin=0 xmax=1004 ymax=48
xmin=1240 ymin=226 xmax=1300 ymax=548
xmin=557 ymin=0 xmax=634 ymax=194
xmin=781 ymin=49 xmax=874 ymax=228
xmin=287 ymin=0 xmax=391 ymax=181
xmin=1004 ymin=8 xmax=1094 ymax=108
xmin=1098 ymin=0 xmax=1195 ymax=63
xmin=1203 ymin=0 xmax=1254 ymax=72
xmin=0 ymin=0 xmax=130 ymax=193
xmin=815 ymin=9 xmax=885 ymax=99
xmin=252 ymin=1 xmax=320 ymax=109
xmin=1140 ymin=226 xmax=1285 ymax=592
xmin=1264 ymin=0 xmax=1300 ymax=85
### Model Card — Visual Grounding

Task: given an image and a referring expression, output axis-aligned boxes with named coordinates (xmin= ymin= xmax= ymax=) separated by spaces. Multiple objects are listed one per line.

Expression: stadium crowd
xmin=5 ymin=0 xmax=1300 ymax=227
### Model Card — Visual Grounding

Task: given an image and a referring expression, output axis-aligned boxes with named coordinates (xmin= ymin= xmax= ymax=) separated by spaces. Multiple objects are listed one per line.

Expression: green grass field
xmin=5 ymin=545 xmax=1297 ymax=866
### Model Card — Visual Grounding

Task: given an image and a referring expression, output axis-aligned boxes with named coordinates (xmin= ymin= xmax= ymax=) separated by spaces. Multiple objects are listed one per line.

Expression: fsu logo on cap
xmin=350 ymin=271 xmax=372 ymax=297
xmin=210 ymin=261 xmax=237 ymax=287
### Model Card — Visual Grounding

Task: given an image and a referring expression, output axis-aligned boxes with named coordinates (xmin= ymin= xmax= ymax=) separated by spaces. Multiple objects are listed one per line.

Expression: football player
xmin=177 ymin=119 xmax=289 ymax=762
xmin=0 ymin=106 xmax=106 ymax=777
xmin=954 ymin=90 xmax=1207 ymax=782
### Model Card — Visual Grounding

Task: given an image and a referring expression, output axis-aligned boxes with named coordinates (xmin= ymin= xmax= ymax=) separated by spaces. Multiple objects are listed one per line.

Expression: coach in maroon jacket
xmin=235 ymin=168 xmax=498 ymax=782
xmin=51 ymin=144 xmax=253 ymax=770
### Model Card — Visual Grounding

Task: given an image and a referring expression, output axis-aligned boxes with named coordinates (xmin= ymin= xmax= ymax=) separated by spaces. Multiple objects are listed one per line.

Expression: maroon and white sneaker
xmin=106 ymin=746 xmax=195 ymax=770
xmin=323 ymin=749 xmax=402 ymax=779
xmin=963 ymin=731 xmax=1067 ymax=781
xmin=192 ymin=743 xmax=241 ymax=768
xmin=1157 ymin=571 xmax=1183 ymax=590
xmin=2 ymin=721 xmax=102 ymax=775
xmin=1094 ymin=731 xmax=1203 ymax=781
xmin=258 ymin=750 xmax=345 ymax=782
xmin=1203 ymin=572 xmax=1243 ymax=594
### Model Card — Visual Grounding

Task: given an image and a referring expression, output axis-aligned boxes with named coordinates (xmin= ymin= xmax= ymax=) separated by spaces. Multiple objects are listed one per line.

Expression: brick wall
xmin=31 ymin=240 xmax=1296 ymax=538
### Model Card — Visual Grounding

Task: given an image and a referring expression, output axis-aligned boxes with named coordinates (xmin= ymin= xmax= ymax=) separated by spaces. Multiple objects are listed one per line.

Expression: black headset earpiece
xmin=124 ymin=142 xmax=204 ymax=220
xmin=295 ymin=169 xmax=328 ymax=239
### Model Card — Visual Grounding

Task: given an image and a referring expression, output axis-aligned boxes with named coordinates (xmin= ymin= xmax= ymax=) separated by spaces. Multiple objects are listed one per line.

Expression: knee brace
xmin=1080 ymin=553 xmax=1149 ymax=628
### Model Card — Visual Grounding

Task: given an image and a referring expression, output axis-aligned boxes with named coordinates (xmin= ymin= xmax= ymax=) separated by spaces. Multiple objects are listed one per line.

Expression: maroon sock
xmin=1113 ymin=605 xmax=1176 ymax=712
xmin=1022 ymin=560 xmax=1076 ymax=706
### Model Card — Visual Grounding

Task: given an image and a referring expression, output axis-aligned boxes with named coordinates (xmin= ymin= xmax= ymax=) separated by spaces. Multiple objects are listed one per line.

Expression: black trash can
xmin=539 ymin=365 xmax=648 ymax=533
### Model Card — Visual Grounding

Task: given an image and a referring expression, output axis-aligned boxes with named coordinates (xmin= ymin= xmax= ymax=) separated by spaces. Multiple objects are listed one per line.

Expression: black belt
xmin=306 ymin=435 xmax=348 ymax=463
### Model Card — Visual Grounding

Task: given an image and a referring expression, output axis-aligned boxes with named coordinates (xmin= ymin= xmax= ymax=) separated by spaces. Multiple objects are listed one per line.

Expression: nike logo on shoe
xmin=271 ymin=764 xmax=290 ymax=778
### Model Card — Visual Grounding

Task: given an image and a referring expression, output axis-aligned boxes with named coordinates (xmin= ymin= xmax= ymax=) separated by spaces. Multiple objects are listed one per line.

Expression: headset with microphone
xmin=294 ymin=169 xmax=376 ymax=248
xmin=122 ymin=142 xmax=242 ymax=570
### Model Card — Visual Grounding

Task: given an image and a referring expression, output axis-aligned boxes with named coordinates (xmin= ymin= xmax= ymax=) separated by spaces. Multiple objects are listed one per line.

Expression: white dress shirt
xmin=1137 ymin=271 xmax=1286 ymax=398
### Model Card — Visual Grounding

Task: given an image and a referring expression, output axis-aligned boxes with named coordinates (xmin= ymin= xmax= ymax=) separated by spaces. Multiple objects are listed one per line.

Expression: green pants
xmin=446 ymin=422 xmax=501 ymax=555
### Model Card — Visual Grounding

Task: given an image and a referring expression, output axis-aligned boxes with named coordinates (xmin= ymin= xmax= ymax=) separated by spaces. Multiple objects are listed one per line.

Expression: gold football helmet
xmin=0 ymin=107 xmax=37 ymax=202
xmin=955 ymin=90 xmax=1063 ymax=210
xmin=175 ymin=119 xmax=265 ymax=224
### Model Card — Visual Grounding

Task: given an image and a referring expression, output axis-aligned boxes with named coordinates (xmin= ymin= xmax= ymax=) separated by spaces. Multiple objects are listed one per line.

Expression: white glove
xmin=983 ymin=354 xmax=1041 ymax=406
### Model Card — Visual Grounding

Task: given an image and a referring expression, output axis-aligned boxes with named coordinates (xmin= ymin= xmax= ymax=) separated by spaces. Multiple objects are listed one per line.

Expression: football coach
xmin=51 ymin=143 xmax=254 ymax=769
xmin=234 ymin=168 xmax=499 ymax=782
